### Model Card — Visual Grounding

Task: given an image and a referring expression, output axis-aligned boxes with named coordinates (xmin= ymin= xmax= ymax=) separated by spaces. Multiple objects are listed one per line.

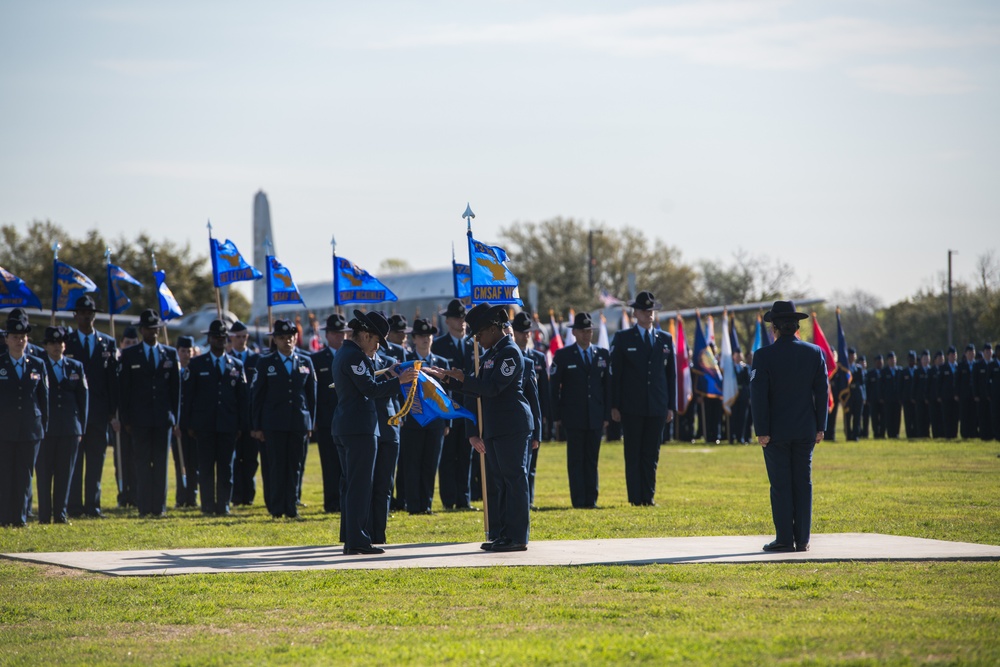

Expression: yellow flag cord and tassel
xmin=387 ymin=361 xmax=422 ymax=427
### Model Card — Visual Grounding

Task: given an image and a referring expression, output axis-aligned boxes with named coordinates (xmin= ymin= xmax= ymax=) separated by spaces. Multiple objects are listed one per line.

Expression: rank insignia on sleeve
xmin=500 ymin=358 xmax=515 ymax=377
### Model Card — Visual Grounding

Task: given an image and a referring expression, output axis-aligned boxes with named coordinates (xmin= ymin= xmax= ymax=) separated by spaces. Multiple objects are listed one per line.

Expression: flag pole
xmin=105 ymin=247 xmax=125 ymax=497
xmin=265 ymin=236 xmax=274 ymax=332
xmin=331 ymin=235 xmax=341 ymax=317
xmin=151 ymin=252 xmax=171 ymax=346
xmin=465 ymin=203 xmax=489 ymax=540
xmin=51 ymin=242 xmax=62 ymax=325
xmin=208 ymin=220 xmax=223 ymax=319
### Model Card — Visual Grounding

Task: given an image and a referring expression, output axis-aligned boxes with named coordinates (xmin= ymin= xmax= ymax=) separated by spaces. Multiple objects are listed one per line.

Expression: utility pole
xmin=947 ymin=249 xmax=957 ymax=347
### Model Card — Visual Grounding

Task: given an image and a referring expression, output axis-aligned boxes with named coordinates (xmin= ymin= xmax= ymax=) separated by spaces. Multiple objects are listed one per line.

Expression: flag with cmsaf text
xmin=467 ymin=236 xmax=522 ymax=305
xmin=333 ymin=255 xmax=397 ymax=305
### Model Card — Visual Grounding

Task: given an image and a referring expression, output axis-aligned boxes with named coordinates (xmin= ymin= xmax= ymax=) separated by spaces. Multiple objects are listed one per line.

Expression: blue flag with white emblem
xmin=333 ymin=255 xmax=397 ymax=305
xmin=266 ymin=255 xmax=305 ymax=307
xmin=468 ymin=235 xmax=522 ymax=305
xmin=210 ymin=238 xmax=263 ymax=288
xmin=0 ymin=266 xmax=43 ymax=309
xmin=154 ymin=269 xmax=184 ymax=320
xmin=107 ymin=264 xmax=143 ymax=315
xmin=395 ymin=360 xmax=477 ymax=426
xmin=52 ymin=260 xmax=98 ymax=312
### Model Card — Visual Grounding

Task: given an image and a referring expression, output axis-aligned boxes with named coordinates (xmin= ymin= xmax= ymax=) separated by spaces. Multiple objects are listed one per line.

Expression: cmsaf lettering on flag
xmin=266 ymin=256 xmax=305 ymax=307
xmin=52 ymin=260 xmax=98 ymax=312
xmin=333 ymin=256 xmax=397 ymax=305
xmin=107 ymin=264 xmax=143 ymax=315
xmin=0 ymin=266 xmax=42 ymax=309
xmin=210 ymin=238 xmax=263 ymax=287
xmin=467 ymin=236 xmax=522 ymax=305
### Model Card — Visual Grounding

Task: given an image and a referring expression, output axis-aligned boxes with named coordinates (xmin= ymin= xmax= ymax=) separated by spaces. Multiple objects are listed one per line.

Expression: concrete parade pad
xmin=5 ymin=533 xmax=1000 ymax=577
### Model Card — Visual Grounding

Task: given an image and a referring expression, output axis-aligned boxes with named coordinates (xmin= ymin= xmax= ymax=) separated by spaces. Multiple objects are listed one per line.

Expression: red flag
xmin=548 ymin=310 xmax=564 ymax=354
xmin=811 ymin=313 xmax=836 ymax=412
xmin=675 ymin=315 xmax=692 ymax=414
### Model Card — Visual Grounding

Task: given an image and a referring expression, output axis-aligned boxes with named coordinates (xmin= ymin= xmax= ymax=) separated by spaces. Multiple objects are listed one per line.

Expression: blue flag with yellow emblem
xmin=266 ymin=255 xmax=305 ymax=307
xmin=395 ymin=360 xmax=477 ymax=426
xmin=154 ymin=269 xmax=184 ymax=320
xmin=52 ymin=260 xmax=98 ymax=312
xmin=467 ymin=235 xmax=522 ymax=305
xmin=107 ymin=264 xmax=143 ymax=315
xmin=333 ymin=255 xmax=397 ymax=305
xmin=0 ymin=266 xmax=43 ymax=309
xmin=210 ymin=238 xmax=263 ymax=288
xmin=453 ymin=260 xmax=471 ymax=300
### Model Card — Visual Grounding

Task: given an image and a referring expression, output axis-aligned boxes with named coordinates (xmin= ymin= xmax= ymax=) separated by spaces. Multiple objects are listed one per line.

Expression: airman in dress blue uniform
xmin=881 ymin=351 xmax=901 ymax=439
xmin=118 ymin=309 xmax=180 ymax=518
xmin=370 ymin=332 xmax=402 ymax=543
xmin=181 ymin=320 xmax=249 ymax=516
xmin=311 ymin=313 xmax=347 ymax=513
xmin=250 ymin=319 xmax=316 ymax=519
xmin=866 ymin=355 xmax=883 ymax=438
xmin=608 ymin=291 xmax=675 ymax=506
xmin=428 ymin=304 xmax=534 ymax=552
xmin=172 ymin=335 xmax=199 ymax=508
xmin=844 ymin=348 xmax=865 ymax=442
xmin=64 ymin=295 xmax=119 ymax=517
xmin=550 ymin=312 xmax=610 ymax=509
xmin=36 ymin=326 xmax=88 ymax=524
xmin=509 ymin=313 xmax=545 ymax=507
xmin=228 ymin=320 xmax=261 ymax=506
xmin=940 ymin=346 xmax=959 ymax=438
xmin=913 ymin=350 xmax=931 ymax=438
xmin=383 ymin=313 xmax=409 ymax=516
xmin=975 ymin=343 xmax=994 ymax=441
xmin=956 ymin=344 xmax=978 ymax=439
xmin=750 ymin=301 xmax=828 ymax=553
xmin=900 ymin=350 xmax=917 ymax=438
xmin=0 ymin=311 xmax=48 ymax=527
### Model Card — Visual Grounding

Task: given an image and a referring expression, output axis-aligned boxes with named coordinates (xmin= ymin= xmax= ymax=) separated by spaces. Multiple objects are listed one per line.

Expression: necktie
xmin=285 ymin=357 xmax=293 ymax=374
xmin=15 ymin=360 xmax=23 ymax=379
xmin=85 ymin=335 xmax=92 ymax=357
xmin=54 ymin=361 xmax=63 ymax=382
xmin=584 ymin=348 xmax=591 ymax=367
xmin=147 ymin=346 xmax=155 ymax=368
xmin=218 ymin=357 xmax=225 ymax=375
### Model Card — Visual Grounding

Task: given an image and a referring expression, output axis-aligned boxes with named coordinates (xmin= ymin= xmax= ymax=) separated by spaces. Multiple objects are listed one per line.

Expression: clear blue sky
xmin=2 ymin=1 xmax=997 ymax=308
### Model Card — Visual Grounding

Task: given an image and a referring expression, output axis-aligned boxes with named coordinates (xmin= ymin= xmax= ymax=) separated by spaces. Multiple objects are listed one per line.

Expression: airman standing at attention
xmin=228 ymin=321 xmax=260 ymax=506
xmin=172 ymin=335 xmax=199 ymax=508
xmin=508 ymin=313 xmax=544 ymax=506
xmin=311 ymin=313 xmax=347 ymax=513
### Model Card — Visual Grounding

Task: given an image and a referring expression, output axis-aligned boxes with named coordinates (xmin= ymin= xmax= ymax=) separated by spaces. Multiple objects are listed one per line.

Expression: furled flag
xmin=0 ymin=266 xmax=43 ymax=309
xmin=548 ymin=311 xmax=564 ymax=354
xmin=333 ymin=255 xmax=398 ymax=305
xmin=154 ymin=270 xmax=183 ymax=320
xmin=621 ymin=307 xmax=631 ymax=331
xmin=810 ymin=312 xmax=836 ymax=412
xmin=564 ymin=309 xmax=576 ymax=347
xmin=751 ymin=313 xmax=770 ymax=353
xmin=266 ymin=255 xmax=305 ymax=307
xmin=706 ymin=315 xmax=716 ymax=348
xmin=692 ymin=312 xmax=723 ymax=398
xmin=729 ymin=316 xmax=742 ymax=354
xmin=720 ymin=311 xmax=738 ymax=415
xmin=452 ymin=260 xmax=471 ymax=300
xmin=107 ymin=264 xmax=143 ymax=315
xmin=596 ymin=313 xmax=610 ymax=350
xmin=675 ymin=315 xmax=693 ymax=414
xmin=394 ymin=361 xmax=477 ymax=426
xmin=834 ymin=308 xmax=852 ymax=408
xmin=52 ymin=260 xmax=98 ymax=312
xmin=598 ymin=289 xmax=622 ymax=307
xmin=210 ymin=238 xmax=262 ymax=288
xmin=467 ymin=236 xmax=522 ymax=305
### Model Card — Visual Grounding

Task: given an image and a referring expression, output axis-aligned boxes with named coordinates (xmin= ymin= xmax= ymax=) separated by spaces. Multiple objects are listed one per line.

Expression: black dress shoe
xmin=795 ymin=543 xmax=810 ymax=552
xmin=492 ymin=542 xmax=528 ymax=552
xmin=762 ymin=540 xmax=795 ymax=553
xmin=85 ymin=509 xmax=105 ymax=518
xmin=344 ymin=546 xmax=385 ymax=555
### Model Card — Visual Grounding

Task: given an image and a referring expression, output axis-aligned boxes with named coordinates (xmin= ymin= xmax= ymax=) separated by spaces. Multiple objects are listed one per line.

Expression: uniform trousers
xmin=527 ymin=445 xmax=540 ymax=506
xmin=566 ymin=427 xmax=601 ymax=508
xmin=130 ymin=427 xmax=170 ymax=516
xmin=483 ymin=431 xmax=531 ymax=545
xmin=115 ymin=428 xmax=137 ymax=508
xmin=883 ymin=401 xmax=901 ymax=438
xmin=36 ymin=435 xmax=80 ymax=523
xmin=336 ymin=434 xmax=377 ymax=549
xmin=860 ymin=403 xmax=870 ymax=438
xmin=845 ymin=397 xmax=864 ymax=441
xmin=943 ymin=399 xmax=959 ymax=438
xmin=825 ymin=403 xmax=838 ymax=442
xmin=315 ymin=429 xmax=343 ymax=512
xmin=915 ymin=402 xmax=931 ymax=438
xmin=195 ymin=431 xmax=237 ymax=514
xmin=730 ymin=398 xmax=751 ymax=444
xmin=231 ymin=432 xmax=259 ymax=505
xmin=980 ymin=399 xmax=995 ymax=441
xmin=438 ymin=419 xmax=472 ymax=508
xmin=960 ymin=398 xmax=978 ymax=439
xmin=370 ymin=436 xmax=398 ymax=544
xmin=620 ymin=414 xmax=665 ymax=505
xmin=870 ymin=402 xmax=884 ymax=438
xmin=263 ymin=431 xmax=306 ymax=518
xmin=762 ymin=438 xmax=815 ymax=548
xmin=401 ymin=426 xmax=445 ymax=514
xmin=1 ymin=440 xmax=40 ymax=526
xmin=902 ymin=400 xmax=917 ymax=438
xmin=171 ymin=431 xmax=198 ymax=507
xmin=930 ymin=400 xmax=944 ymax=438
xmin=68 ymin=425 xmax=109 ymax=515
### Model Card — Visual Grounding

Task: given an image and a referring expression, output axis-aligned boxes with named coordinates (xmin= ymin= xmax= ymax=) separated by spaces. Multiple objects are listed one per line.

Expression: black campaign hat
xmin=465 ymin=303 xmax=509 ymax=337
xmin=137 ymin=309 xmax=165 ymax=329
xmin=965 ymin=343 xmax=976 ymax=352
xmin=984 ymin=342 xmax=993 ymax=350
xmin=410 ymin=317 xmax=438 ymax=337
xmin=351 ymin=309 xmax=390 ymax=343
xmin=229 ymin=320 xmax=248 ymax=334
xmin=43 ymin=325 xmax=67 ymax=344
xmin=442 ymin=299 xmax=467 ymax=319
xmin=763 ymin=301 xmax=808 ymax=323
xmin=628 ymin=291 xmax=661 ymax=310
xmin=122 ymin=326 xmax=138 ymax=340
xmin=388 ymin=314 xmax=411 ymax=333
xmin=201 ymin=319 xmax=229 ymax=337
xmin=5 ymin=309 xmax=31 ymax=334
xmin=947 ymin=345 xmax=957 ymax=354
xmin=511 ymin=312 xmax=533 ymax=333
xmin=270 ymin=319 xmax=297 ymax=337
xmin=176 ymin=335 xmax=194 ymax=349
xmin=571 ymin=312 xmax=593 ymax=330
xmin=323 ymin=313 xmax=347 ymax=332
xmin=72 ymin=295 xmax=101 ymax=312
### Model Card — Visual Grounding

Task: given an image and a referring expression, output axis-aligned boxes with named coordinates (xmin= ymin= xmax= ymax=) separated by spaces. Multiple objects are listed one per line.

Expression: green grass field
xmin=2 ymin=438 xmax=998 ymax=665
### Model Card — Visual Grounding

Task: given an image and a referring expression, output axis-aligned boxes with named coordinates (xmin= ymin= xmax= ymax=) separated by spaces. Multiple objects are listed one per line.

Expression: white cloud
xmin=849 ymin=64 xmax=979 ymax=95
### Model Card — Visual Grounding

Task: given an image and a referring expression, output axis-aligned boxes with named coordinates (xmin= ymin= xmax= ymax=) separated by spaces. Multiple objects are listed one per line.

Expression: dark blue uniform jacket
xmin=119 ymin=343 xmax=180 ymax=428
xmin=44 ymin=356 xmax=88 ymax=437
xmin=330 ymin=339 xmax=402 ymax=438
xmin=251 ymin=351 xmax=316 ymax=433
xmin=182 ymin=352 xmax=249 ymax=433
xmin=749 ymin=336 xmax=829 ymax=442
xmin=551 ymin=343 xmax=611 ymax=431
xmin=0 ymin=353 xmax=49 ymax=440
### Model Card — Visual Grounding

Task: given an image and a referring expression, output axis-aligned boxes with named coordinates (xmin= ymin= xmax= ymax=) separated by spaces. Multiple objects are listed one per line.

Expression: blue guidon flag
xmin=52 ymin=260 xmax=98 ymax=312
xmin=210 ymin=238 xmax=263 ymax=288
xmin=467 ymin=236 xmax=522 ymax=305
xmin=266 ymin=255 xmax=305 ymax=307
xmin=107 ymin=264 xmax=143 ymax=315
xmin=452 ymin=260 xmax=471 ymax=300
xmin=333 ymin=255 xmax=397 ymax=305
xmin=0 ymin=266 xmax=43 ymax=309
xmin=154 ymin=269 xmax=184 ymax=320
xmin=395 ymin=360 xmax=477 ymax=426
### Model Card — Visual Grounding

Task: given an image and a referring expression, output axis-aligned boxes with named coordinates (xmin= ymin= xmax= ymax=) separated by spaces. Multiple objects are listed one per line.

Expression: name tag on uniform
xmin=567 ymin=364 xmax=577 ymax=369
xmin=131 ymin=364 xmax=141 ymax=369
xmin=627 ymin=347 xmax=637 ymax=352
xmin=199 ymin=371 xmax=210 ymax=376
xmin=318 ymin=367 xmax=329 ymax=372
